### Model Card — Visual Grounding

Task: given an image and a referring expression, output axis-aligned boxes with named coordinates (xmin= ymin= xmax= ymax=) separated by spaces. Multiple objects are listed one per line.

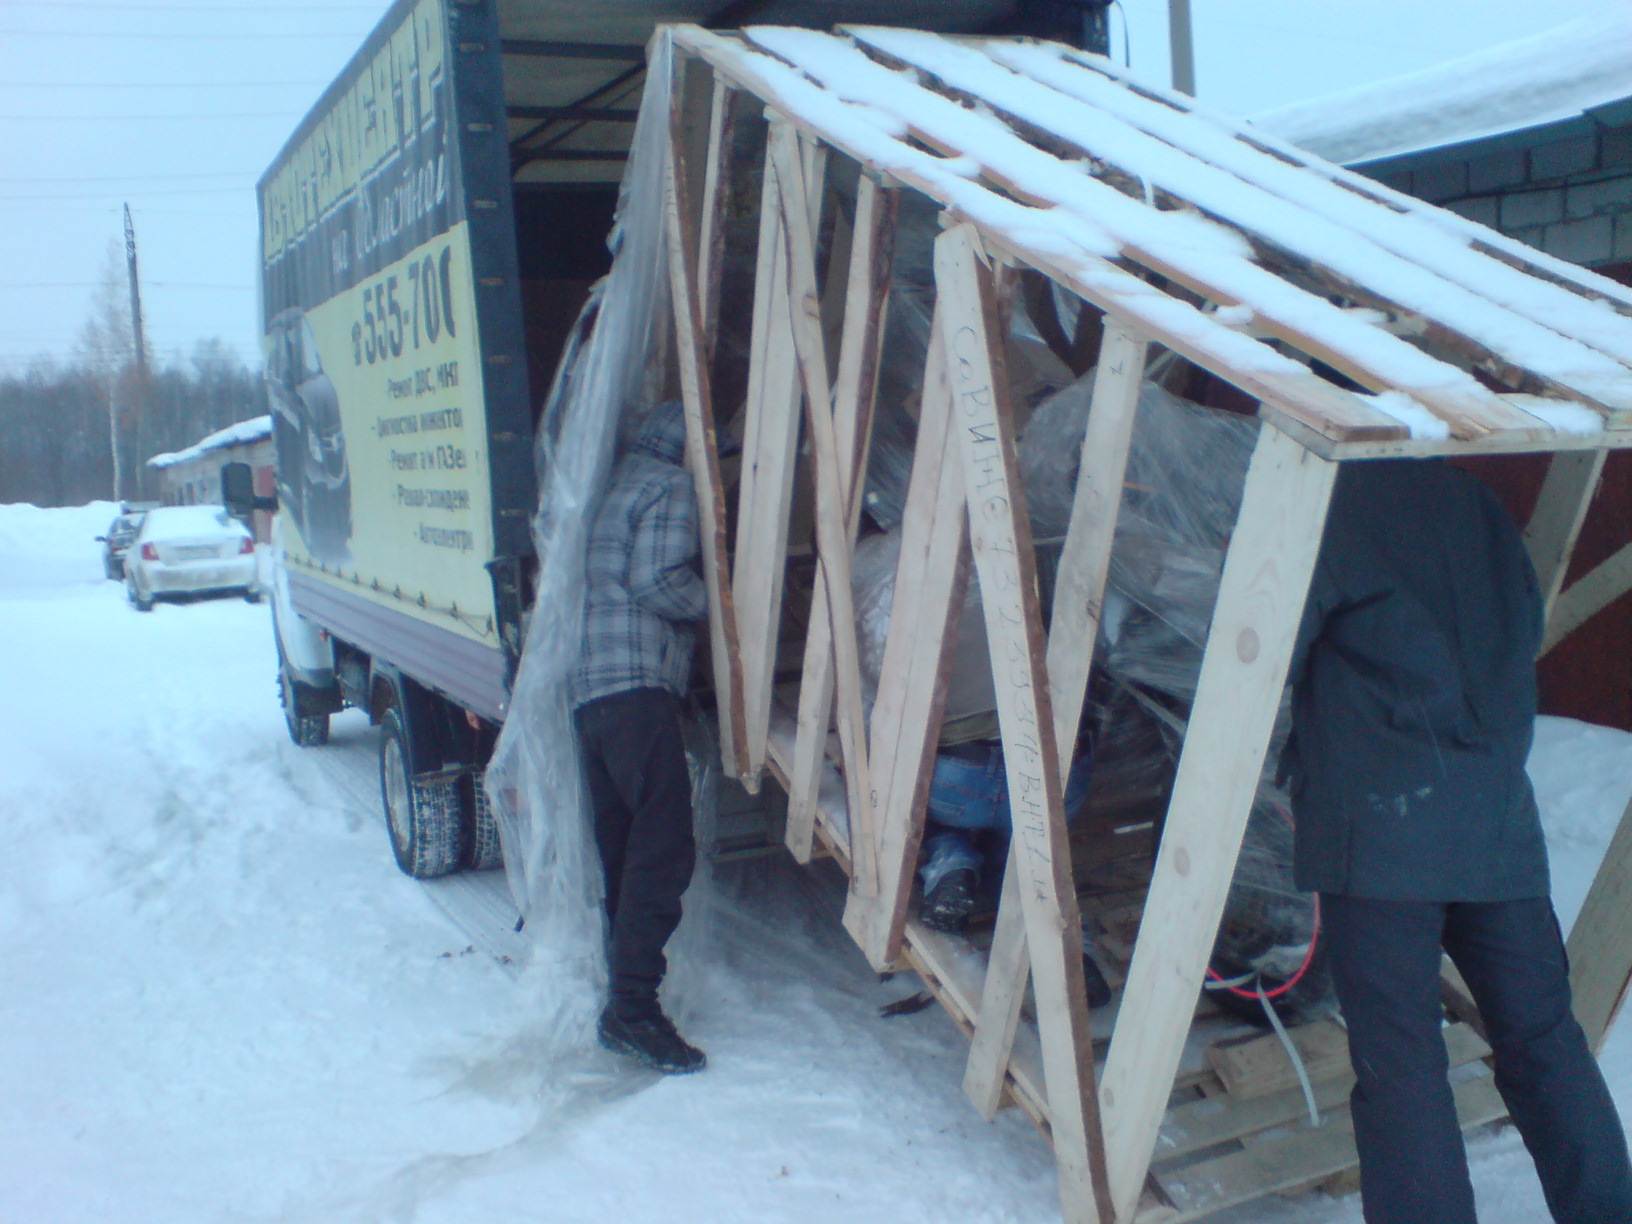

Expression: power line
xmin=0 ymin=112 xmax=304 ymax=121
xmin=1 ymin=173 xmax=256 ymax=184
xmin=0 ymin=187 xmax=252 ymax=199
xmin=6 ymin=80 xmax=329 ymax=88
xmin=4 ymin=1 xmax=383 ymax=10
xmin=0 ymin=282 xmax=254 ymax=290
xmin=0 ymin=27 xmax=373 ymax=39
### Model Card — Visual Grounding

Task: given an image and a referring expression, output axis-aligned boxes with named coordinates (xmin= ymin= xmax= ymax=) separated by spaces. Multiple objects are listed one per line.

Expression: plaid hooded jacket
xmin=569 ymin=401 xmax=709 ymax=707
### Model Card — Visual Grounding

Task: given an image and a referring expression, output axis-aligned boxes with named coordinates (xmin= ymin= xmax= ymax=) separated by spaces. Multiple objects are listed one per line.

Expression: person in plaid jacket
xmin=572 ymin=400 xmax=710 ymax=1074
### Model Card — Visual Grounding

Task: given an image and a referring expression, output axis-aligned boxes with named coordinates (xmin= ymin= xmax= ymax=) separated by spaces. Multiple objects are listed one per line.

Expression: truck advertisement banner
xmin=259 ymin=0 xmax=498 ymax=647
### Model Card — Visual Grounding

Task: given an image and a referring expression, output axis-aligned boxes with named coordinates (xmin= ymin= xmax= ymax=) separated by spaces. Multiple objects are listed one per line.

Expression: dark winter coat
xmin=1287 ymin=458 xmax=1549 ymax=902
xmin=570 ymin=401 xmax=709 ymax=708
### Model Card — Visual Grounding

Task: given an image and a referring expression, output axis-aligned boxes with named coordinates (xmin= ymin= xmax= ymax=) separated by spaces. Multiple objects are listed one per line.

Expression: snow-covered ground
xmin=2 ymin=502 xmax=1630 ymax=1224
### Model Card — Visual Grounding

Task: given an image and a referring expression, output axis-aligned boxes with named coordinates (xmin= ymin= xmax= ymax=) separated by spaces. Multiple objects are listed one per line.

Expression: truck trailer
xmin=241 ymin=0 xmax=1061 ymax=879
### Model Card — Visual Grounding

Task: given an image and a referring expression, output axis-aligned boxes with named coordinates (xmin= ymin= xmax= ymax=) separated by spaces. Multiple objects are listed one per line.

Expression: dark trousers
xmin=574 ymin=688 xmax=696 ymax=1017
xmin=1322 ymin=895 xmax=1632 ymax=1224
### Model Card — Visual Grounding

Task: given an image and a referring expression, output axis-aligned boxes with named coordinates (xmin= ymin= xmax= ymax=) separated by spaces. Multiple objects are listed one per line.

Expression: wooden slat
xmin=696 ymin=74 xmax=736 ymax=358
xmin=1544 ymin=539 xmax=1632 ymax=654
xmin=769 ymin=119 xmax=879 ymax=899
xmin=663 ymin=72 xmax=747 ymax=779
xmin=850 ymin=32 xmax=1632 ymax=426
xmin=1524 ymin=448 xmax=1608 ymax=627
xmin=965 ymin=318 xmax=1148 ymax=1118
xmin=1099 ymin=423 xmax=1337 ymax=1224
xmin=847 ymin=321 xmax=970 ymax=966
xmin=1569 ymin=787 xmax=1632 ymax=1054
xmin=937 ymin=223 xmax=1112 ymax=1224
xmin=733 ymin=118 xmax=824 ymax=788
xmin=1157 ymin=1023 xmax=1491 ymax=1165
xmin=670 ymin=27 xmax=1407 ymax=450
xmin=807 ymin=30 xmax=1557 ymax=443
xmin=1017 ymin=41 xmax=1632 ymax=353
xmin=903 ymin=918 xmax=1053 ymax=1130
xmin=786 ymin=176 xmax=898 ymax=862
xmin=1207 ymin=1021 xmax=1351 ymax=1102
xmin=965 ymin=849 xmax=1031 ymax=1118
xmin=1154 ymin=1074 xmax=1507 ymax=1221
xmin=1047 ymin=320 xmax=1148 ymax=778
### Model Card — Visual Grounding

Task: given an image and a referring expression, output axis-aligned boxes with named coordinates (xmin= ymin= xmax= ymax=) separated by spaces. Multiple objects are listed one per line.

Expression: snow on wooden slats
xmin=987 ymin=38 xmax=1632 ymax=324
xmin=843 ymin=29 xmax=1632 ymax=428
xmin=976 ymin=40 xmax=1632 ymax=376
xmin=669 ymin=27 xmax=1408 ymax=447
xmin=753 ymin=28 xmax=1561 ymax=444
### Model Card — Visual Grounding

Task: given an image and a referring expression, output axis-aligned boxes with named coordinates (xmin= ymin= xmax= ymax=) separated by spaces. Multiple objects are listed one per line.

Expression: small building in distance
xmin=147 ymin=415 xmax=274 ymax=540
xmin=1256 ymin=14 xmax=1632 ymax=730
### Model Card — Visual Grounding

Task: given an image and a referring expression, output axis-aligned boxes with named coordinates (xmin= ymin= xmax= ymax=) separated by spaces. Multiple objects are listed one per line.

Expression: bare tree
xmin=73 ymin=240 xmax=143 ymax=500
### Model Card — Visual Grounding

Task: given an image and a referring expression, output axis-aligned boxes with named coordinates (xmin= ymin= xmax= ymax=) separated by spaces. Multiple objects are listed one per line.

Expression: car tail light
xmin=141 ymin=543 xmax=159 ymax=561
xmin=239 ymin=537 xmax=255 ymax=555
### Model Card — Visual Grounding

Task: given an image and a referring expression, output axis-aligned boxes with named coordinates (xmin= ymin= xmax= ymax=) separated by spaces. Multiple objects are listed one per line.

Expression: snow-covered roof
xmin=147 ymin=414 xmax=272 ymax=470
xmin=1251 ymin=15 xmax=1632 ymax=167
xmin=674 ymin=25 xmax=1632 ymax=457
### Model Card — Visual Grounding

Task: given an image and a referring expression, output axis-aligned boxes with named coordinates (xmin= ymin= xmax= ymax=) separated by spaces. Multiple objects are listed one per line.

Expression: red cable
xmin=1205 ymin=799 xmax=1319 ymax=1002
xmin=1205 ymin=894 xmax=1321 ymax=1001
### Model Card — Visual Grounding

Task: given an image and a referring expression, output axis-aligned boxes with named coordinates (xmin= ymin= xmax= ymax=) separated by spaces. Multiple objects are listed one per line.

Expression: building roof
xmin=148 ymin=415 xmax=272 ymax=470
xmin=1252 ymin=15 xmax=1632 ymax=167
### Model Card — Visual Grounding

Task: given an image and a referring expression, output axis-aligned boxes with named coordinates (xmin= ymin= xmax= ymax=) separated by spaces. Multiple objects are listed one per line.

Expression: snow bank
xmin=0 ymin=500 xmax=119 ymax=593
xmin=1253 ymin=15 xmax=1632 ymax=166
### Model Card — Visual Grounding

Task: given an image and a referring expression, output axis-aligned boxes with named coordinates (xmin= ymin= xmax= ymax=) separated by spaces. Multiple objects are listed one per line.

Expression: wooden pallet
xmin=653 ymin=25 xmax=1632 ymax=1223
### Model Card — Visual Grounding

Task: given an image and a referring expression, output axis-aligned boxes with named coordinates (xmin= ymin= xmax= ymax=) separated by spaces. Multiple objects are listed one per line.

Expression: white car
xmin=125 ymin=505 xmax=260 ymax=612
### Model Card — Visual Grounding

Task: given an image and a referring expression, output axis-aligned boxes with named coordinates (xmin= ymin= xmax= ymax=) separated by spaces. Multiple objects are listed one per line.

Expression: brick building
xmin=1257 ymin=14 xmax=1632 ymax=728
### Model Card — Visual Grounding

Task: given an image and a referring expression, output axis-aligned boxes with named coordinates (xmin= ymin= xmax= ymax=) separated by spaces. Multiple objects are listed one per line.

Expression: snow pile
xmin=148 ymin=413 xmax=271 ymax=469
xmin=1253 ymin=15 xmax=1632 ymax=165
xmin=0 ymin=499 xmax=118 ymax=593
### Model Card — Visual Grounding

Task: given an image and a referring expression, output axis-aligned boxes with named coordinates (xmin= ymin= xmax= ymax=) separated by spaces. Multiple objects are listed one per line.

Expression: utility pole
xmin=124 ymin=203 xmax=147 ymax=377
xmin=119 ymin=203 xmax=148 ymax=502
xmin=1169 ymin=0 xmax=1197 ymax=95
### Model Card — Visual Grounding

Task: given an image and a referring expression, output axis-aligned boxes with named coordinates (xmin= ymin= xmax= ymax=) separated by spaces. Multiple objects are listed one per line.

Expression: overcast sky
xmin=0 ymin=0 xmax=1622 ymax=373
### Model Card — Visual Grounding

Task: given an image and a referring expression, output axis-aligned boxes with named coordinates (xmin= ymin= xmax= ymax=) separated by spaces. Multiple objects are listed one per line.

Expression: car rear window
xmin=142 ymin=506 xmax=245 ymax=540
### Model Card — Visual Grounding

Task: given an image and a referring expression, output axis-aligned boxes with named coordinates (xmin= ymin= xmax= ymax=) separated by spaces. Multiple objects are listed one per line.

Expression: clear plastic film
xmin=482 ymin=35 xmax=679 ymax=1053
xmin=1025 ymin=374 xmax=1329 ymax=1018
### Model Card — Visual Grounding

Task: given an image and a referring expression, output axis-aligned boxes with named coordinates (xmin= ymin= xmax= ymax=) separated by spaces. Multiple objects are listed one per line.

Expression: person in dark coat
xmin=1288 ymin=457 xmax=1632 ymax=1223
xmin=571 ymin=400 xmax=709 ymax=1075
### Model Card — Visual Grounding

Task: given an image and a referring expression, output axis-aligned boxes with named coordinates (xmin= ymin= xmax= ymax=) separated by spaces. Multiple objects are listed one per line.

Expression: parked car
xmin=95 ymin=507 xmax=152 ymax=580
xmin=125 ymin=505 xmax=260 ymax=612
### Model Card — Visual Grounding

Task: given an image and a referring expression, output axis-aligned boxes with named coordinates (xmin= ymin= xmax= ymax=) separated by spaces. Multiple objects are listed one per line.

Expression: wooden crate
xmin=653 ymin=24 xmax=1632 ymax=1223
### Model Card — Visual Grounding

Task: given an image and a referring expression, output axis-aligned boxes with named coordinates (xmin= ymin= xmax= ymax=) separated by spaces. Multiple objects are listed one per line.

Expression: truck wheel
xmin=380 ymin=708 xmax=462 ymax=879
xmin=465 ymin=771 xmax=504 ymax=871
xmin=279 ymin=667 xmax=329 ymax=747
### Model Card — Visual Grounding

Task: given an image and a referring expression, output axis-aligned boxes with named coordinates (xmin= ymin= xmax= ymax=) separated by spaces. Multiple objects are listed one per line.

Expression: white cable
xmin=1259 ymin=977 xmax=1321 ymax=1129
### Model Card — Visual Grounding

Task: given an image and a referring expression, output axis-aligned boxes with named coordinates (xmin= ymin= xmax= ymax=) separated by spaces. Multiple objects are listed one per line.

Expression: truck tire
xmin=465 ymin=771 xmax=504 ymax=871
xmin=380 ymin=708 xmax=462 ymax=879
xmin=279 ymin=666 xmax=330 ymax=747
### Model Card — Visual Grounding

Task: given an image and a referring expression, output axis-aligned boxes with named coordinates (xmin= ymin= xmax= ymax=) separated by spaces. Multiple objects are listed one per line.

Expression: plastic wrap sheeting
xmin=1029 ymin=380 xmax=1330 ymax=1019
xmin=851 ymin=527 xmax=995 ymax=731
xmin=861 ymin=192 xmax=1072 ymax=532
xmin=482 ymin=36 xmax=681 ymax=1051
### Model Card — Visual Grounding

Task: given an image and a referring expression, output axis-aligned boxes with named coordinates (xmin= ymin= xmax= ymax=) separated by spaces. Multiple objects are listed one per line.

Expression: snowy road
xmin=3 ymin=502 xmax=1632 ymax=1224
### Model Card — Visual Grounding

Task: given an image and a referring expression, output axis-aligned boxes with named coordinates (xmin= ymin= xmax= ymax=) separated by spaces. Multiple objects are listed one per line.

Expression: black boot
xmin=920 ymin=868 xmax=979 ymax=934
xmin=598 ymin=1004 xmax=707 ymax=1075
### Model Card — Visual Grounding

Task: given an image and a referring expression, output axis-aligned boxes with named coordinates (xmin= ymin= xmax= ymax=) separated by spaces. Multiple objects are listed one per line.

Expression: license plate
xmin=175 ymin=545 xmax=218 ymax=560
